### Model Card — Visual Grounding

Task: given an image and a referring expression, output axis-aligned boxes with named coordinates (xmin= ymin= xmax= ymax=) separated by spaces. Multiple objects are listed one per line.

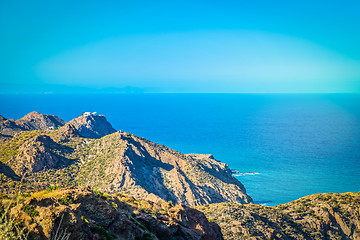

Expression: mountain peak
xmin=16 ymin=111 xmax=66 ymax=131
xmin=69 ymin=112 xmax=116 ymax=138
xmin=20 ymin=111 xmax=41 ymax=119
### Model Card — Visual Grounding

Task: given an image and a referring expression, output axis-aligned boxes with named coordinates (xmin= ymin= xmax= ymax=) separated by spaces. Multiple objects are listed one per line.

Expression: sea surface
xmin=1 ymin=93 xmax=360 ymax=206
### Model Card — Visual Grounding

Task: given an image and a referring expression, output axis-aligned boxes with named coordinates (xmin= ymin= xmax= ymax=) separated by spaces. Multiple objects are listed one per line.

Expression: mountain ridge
xmin=0 ymin=111 xmax=252 ymax=206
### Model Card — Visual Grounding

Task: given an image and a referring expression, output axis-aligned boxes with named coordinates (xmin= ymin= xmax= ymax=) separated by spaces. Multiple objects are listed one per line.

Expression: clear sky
xmin=1 ymin=0 xmax=360 ymax=93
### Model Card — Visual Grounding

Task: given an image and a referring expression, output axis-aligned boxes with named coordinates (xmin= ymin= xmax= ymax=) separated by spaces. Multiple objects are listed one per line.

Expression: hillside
xmin=0 ymin=111 xmax=66 ymax=138
xmin=0 ymin=187 xmax=223 ymax=240
xmin=1 ymin=111 xmax=360 ymax=240
xmin=196 ymin=192 xmax=360 ymax=240
xmin=0 ymin=111 xmax=252 ymax=206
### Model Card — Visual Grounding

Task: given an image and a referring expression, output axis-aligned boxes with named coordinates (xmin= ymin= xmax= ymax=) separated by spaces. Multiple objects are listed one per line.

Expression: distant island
xmin=0 ymin=111 xmax=359 ymax=240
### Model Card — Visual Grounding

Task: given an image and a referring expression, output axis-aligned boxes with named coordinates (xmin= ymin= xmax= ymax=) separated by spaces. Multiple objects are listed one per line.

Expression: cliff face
xmin=1 ymin=187 xmax=224 ymax=240
xmin=196 ymin=192 xmax=360 ymax=240
xmin=69 ymin=113 xmax=116 ymax=138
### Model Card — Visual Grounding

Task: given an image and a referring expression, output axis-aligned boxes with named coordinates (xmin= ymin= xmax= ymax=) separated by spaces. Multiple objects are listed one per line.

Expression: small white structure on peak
xmin=92 ymin=112 xmax=97 ymax=116
xmin=83 ymin=112 xmax=91 ymax=116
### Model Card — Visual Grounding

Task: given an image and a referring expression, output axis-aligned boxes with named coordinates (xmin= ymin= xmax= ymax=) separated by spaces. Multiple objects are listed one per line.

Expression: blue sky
xmin=1 ymin=0 xmax=360 ymax=93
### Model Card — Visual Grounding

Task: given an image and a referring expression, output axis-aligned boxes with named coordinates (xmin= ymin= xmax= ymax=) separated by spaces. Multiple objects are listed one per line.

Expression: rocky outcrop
xmin=52 ymin=123 xmax=81 ymax=143
xmin=0 ymin=111 xmax=66 ymax=137
xmin=1 ymin=187 xmax=223 ymax=240
xmin=16 ymin=111 xmax=66 ymax=131
xmin=76 ymin=131 xmax=252 ymax=206
xmin=69 ymin=113 xmax=116 ymax=138
xmin=196 ymin=192 xmax=360 ymax=240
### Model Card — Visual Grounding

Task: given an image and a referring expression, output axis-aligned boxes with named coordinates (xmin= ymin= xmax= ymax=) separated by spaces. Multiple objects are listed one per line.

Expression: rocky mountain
xmin=16 ymin=111 xmax=66 ymax=131
xmin=0 ymin=187 xmax=223 ymax=240
xmin=75 ymin=131 xmax=252 ymax=205
xmin=0 ymin=111 xmax=66 ymax=137
xmin=196 ymin=192 xmax=360 ymax=240
xmin=69 ymin=113 xmax=116 ymax=138
xmin=0 ymin=111 xmax=115 ymax=140
xmin=0 ymin=112 xmax=252 ymax=206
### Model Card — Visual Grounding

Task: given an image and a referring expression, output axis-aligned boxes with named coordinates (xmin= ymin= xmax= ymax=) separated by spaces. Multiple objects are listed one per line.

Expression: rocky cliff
xmin=0 ymin=187 xmax=223 ymax=240
xmin=69 ymin=113 xmax=116 ymax=138
xmin=196 ymin=192 xmax=360 ymax=240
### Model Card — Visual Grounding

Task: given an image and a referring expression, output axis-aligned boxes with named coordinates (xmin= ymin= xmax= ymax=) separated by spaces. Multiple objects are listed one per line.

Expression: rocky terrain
xmin=1 ymin=111 xmax=360 ymax=240
xmin=0 ymin=186 xmax=223 ymax=240
xmin=69 ymin=113 xmax=116 ymax=138
xmin=196 ymin=192 xmax=360 ymax=240
xmin=0 ymin=111 xmax=252 ymax=206
xmin=0 ymin=111 xmax=66 ymax=138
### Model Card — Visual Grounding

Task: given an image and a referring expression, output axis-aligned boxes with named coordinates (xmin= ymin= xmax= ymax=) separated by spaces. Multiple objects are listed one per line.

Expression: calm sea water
xmin=1 ymin=93 xmax=360 ymax=206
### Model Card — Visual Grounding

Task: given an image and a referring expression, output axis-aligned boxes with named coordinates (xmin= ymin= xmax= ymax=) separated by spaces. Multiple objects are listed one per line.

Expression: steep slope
xmin=0 ymin=131 xmax=75 ymax=176
xmin=0 ymin=126 xmax=252 ymax=206
xmin=76 ymin=131 xmax=252 ymax=205
xmin=69 ymin=113 xmax=116 ymax=138
xmin=196 ymin=192 xmax=360 ymax=240
xmin=1 ymin=187 xmax=223 ymax=240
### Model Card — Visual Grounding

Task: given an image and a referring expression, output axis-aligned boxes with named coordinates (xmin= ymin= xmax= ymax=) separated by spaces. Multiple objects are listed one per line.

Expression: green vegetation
xmin=47 ymin=185 xmax=61 ymax=192
xmin=58 ymin=196 xmax=73 ymax=205
xmin=91 ymin=226 xmax=114 ymax=240
xmin=0 ymin=130 xmax=43 ymax=163
xmin=196 ymin=192 xmax=360 ymax=240
xmin=130 ymin=216 xmax=148 ymax=231
xmin=21 ymin=204 xmax=39 ymax=217
xmin=92 ymin=190 xmax=109 ymax=200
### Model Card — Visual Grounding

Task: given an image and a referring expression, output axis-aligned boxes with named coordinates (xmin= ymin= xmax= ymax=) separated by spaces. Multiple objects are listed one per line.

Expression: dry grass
xmin=0 ymin=201 xmax=28 ymax=240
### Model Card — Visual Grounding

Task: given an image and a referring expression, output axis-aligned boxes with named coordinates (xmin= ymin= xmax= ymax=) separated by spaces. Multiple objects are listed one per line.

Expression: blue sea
xmin=1 ymin=93 xmax=360 ymax=206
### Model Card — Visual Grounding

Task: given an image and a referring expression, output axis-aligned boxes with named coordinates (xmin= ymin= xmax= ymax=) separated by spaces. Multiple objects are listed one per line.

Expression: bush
xmin=47 ymin=186 xmax=61 ymax=193
xmin=21 ymin=205 xmax=39 ymax=217
xmin=59 ymin=197 xmax=73 ymax=205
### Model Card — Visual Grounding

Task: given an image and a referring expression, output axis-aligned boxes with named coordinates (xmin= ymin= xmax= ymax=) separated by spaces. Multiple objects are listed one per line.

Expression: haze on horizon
xmin=1 ymin=0 xmax=360 ymax=94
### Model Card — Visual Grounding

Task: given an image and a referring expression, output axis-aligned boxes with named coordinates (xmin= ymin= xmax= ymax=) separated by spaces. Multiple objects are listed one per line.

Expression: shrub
xmin=47 ymin=186 xmax=61 ymax=193
xmin=21 ymin=205 xmax=39 ymax=217
xmin=59 ymin=197 xmax=73 ymax=205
